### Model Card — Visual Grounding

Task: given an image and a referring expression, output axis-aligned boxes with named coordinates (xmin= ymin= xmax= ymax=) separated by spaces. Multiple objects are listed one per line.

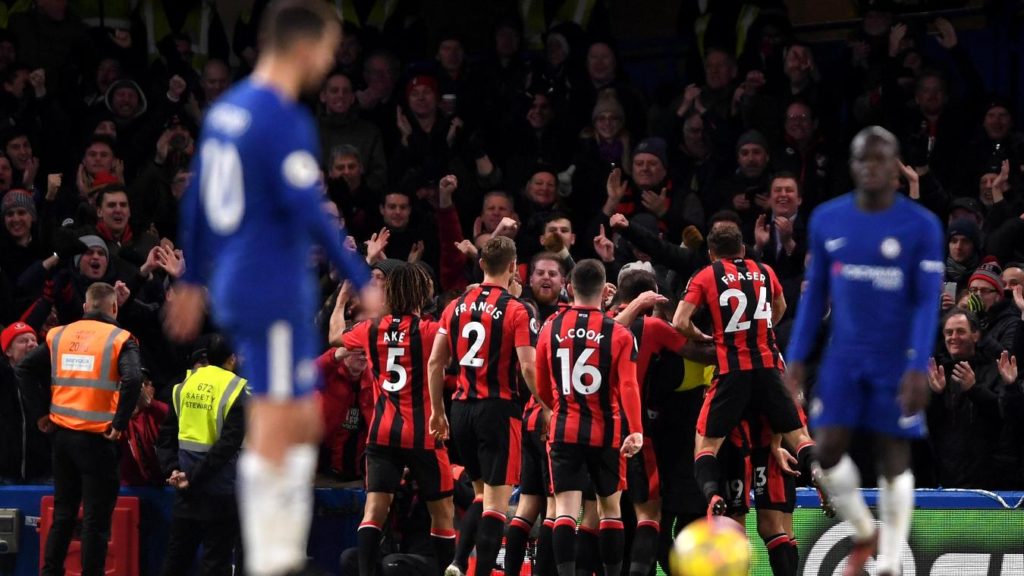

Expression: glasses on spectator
xmin=786 ymin=113 xmax=811 ymax=122
xmin=967 ymin=286 xmax=999 ymax=295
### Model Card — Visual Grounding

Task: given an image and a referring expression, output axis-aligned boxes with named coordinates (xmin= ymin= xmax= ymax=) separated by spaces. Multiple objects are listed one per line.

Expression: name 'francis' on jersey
xmin=438 ymin=283 xmax=538 ymax=402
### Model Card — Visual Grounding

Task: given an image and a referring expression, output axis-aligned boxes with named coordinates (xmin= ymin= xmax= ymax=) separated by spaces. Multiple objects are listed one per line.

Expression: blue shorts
xmin=809 ymin=353 xmax=926 ymax=439
xmin=223 ymin=316 xmax=321 ymax=400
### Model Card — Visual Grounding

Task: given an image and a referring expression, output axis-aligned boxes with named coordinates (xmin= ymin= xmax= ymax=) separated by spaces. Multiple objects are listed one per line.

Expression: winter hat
xmin=406 ymin=75 xmax=439 ymax=99
xmin=104 ymin=78 xmax=149 ymax=120
xmin=947 ymin=217 xmax=980 ymax=248
xmin=736 ymin=129 xmax=769 ymax=153
xmin=591 ymin=92 xmax=624 ymax=122
xmin=969 ymin=259 xmax=1004 ymax=294
xmin=74 ymin=235 xmax=109 ymax=268
xmin=372 ymin=258 xmax=404 ymax=278
xmin=1 ymin=189 xmax=37 ymax=220
xmin=1 ymin=322 xmax=35 ymax=353
xmin=633 ymin=137 xmax=668 ymax=167
xmin=949 ymin=197 xmax=984 ymax=219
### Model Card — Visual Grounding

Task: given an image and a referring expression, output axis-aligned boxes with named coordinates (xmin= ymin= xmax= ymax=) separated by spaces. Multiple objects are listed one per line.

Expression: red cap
xmin=406 ymin=75 xmax=439 ymax=99
xmin=1 ymin=322 xmax=35 ymax=353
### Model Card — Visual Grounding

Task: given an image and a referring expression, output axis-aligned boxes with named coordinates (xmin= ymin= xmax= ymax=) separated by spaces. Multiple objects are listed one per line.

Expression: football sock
xmin=877 ymin=471 xmax=914 ymax=574
xmin=598 ymin=518 xmax=625 ymax=576
xmin=819 ymin=455 xmax=875 ymax=541
xmin=628 ymin=520 xmax=660 ymax=576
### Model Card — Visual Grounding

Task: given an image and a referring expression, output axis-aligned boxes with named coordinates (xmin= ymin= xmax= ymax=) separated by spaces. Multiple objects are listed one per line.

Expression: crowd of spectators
xmin=1 ymin=0 xmax=1024 ymax=495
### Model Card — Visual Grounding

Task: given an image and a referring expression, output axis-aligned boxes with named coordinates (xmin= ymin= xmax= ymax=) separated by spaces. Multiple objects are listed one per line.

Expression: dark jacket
xmin=984 ymin=299 xmax=1020 ymax=356
xmin=758 ymin=215 xmax=808 ymax=320
xmin=15 ymin=312 xmax=143 ymax=432
xmin=0 ymin=359 xmax=51 ymax=481
xmin=927 ymin=355 xmax=1003 ymax=489
xmin=156 ymin=377 xmax=246 ymax=518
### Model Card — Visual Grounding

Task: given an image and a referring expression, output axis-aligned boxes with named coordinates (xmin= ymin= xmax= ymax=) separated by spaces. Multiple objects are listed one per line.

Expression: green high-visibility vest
xmin=173 ymin=365 xmax=246 ymax=453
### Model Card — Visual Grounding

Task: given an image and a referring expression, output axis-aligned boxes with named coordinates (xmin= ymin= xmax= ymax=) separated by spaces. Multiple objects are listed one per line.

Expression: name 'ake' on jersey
xmin=787 ymin=193 xmax=944 ymax=372
xmin=178 ymin=79 xmax=370 ymax=327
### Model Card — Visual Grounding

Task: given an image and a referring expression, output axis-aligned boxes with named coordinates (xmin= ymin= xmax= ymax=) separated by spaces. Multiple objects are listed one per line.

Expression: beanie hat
xmin=1 ymin=189 xmax=36 ymax=220
xmin=406 ymin=75 xmax=439 ymax=99
xmin=947 ymin=217 xmax=980 ymax=248
xmin=74 ymin=235 xmax=109 ymax=268
xmin=969 ymin=259 xmax=1004 ymax=294
xmin=949 ymin=197 xmax=984 ymax=218
xmin=633 ymin=137 xmax=668 ymax=167
xmin=1 ymin=322 xmax=35 ymax=353
xmin=372 ymin=258 xmax=404 ymax=278
xmin=736 ymin=129 xmax=769 ymax=153
xmin=591 ymin=92 xmax=624 ymax=122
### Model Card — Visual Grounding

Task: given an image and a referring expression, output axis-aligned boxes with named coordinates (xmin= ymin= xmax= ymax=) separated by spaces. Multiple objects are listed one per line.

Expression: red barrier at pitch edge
xmin=37 ymin=495 xmax=140 ymax=576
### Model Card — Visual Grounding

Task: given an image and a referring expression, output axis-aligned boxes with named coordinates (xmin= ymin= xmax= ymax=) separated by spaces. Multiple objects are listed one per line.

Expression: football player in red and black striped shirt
xmin=612 ymin=269 xmax=695 ymax=576
xmin=427 ymin=236 xmax=545 ymax=576
xmin=673 ymin=224 xmax=813 ymax=518
xmin=341 ymin=264 xmax=457 ymax=575
xmin=536 ymin=259 xmax=644 ymax=576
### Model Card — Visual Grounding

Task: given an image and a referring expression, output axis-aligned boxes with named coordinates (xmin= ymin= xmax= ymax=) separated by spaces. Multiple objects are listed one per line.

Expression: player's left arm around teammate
xmin=427 ymin=334 xmax=452 ymax=440
xmin=672 ymin=300 xmax=711 ymax=343
xmin=613 ymin=291 xmax=669 ymax=326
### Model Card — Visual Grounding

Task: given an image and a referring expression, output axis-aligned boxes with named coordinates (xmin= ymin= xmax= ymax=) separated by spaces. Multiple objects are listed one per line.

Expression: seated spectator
xmin=753 ymin=173 xmax=806 ymax=318
xmin=569 ymin=90 xmax=631 ymax=226
xmin=498 ymin=88 xmax=573 ymax=192
xmin=0 ymin=153 xmax=13 ymax=196
xmin=1002 ymin=263 xmax=1024 ymax=290
xmin=569 ymin=41 xmax=647 ymax=140
xmin=53 ymin=135 xmax=122 ymax=224
xmin=967 ymin=261 xmax=1020 ymax=353
xmin=945 ymin=218 xmax=980 ymax=291
xmin=600 ymin=136 xmax=703 ymax=243
xmin=0 ymin=189 xmax=51 ymax=315
xmin=1 ymin=321 xmax=50 ymax=483
xmin=318 ymin=70 xmax=387 ymax=191
xmin=119 ymin=370 xmax=169 ymax=487
xmin=962 ymin=99 xmax=1024 ymax=196
xmin=927 ymin=309 xmax=1004 ymax=489
xmin=198 ymin=58 xmax=231 ymax=110
xmin=771 ymin=102 xmax=834 ymax=209
xmin=316 ymin=346 xmax=372 ymax=481
xmin=471 ymin=190 xmax=517 ymax=250
xmin=711 ymin=129 xmax=772 ymax=237
xmin=521 ymin=251 xmax=568 ymax=321
xmin=326 ymin=145 xmax=380 ymax=242
xmin=1 ymin=127 xmax=39 ymax=190
xmin=356 ymin=50 xmax=402 ymax=156
xmin=976 ymin=160 xmax=1020 ymax=235
xmin=91 ymin=183 xmax=161 ymax=271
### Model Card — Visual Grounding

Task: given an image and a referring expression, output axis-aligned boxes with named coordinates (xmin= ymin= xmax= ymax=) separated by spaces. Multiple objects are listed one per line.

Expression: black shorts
xmin=520 ymin=426 xmax=551 ymax=497
xmin=719 ymin=431 xmax=751 ymax=516
xmin=697 ymin=368 xmax=802 ymax=439
xmin=365 ymin=444 xmax=454 ymax=501
xmin=626 ymin=437 xmax=660 ymax=504
xmin=450 ymin=400 xmax=521 ymax=486
xmin=548 ymin=443 xmax=624 ymax=498
xmin=751 ymin=447 xmax=796 ymax=513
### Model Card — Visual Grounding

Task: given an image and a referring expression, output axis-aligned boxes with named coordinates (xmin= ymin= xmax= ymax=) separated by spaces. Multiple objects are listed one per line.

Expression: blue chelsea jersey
xmin=178 ymin=80 xmax=369 ymax=326
xmin=787 ymin=193 xmax=944 ymax=372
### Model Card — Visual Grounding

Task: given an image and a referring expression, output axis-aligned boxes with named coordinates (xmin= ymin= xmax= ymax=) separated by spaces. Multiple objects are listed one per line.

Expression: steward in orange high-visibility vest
xmin=14 ymin=281 xmax=143 ymax=576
